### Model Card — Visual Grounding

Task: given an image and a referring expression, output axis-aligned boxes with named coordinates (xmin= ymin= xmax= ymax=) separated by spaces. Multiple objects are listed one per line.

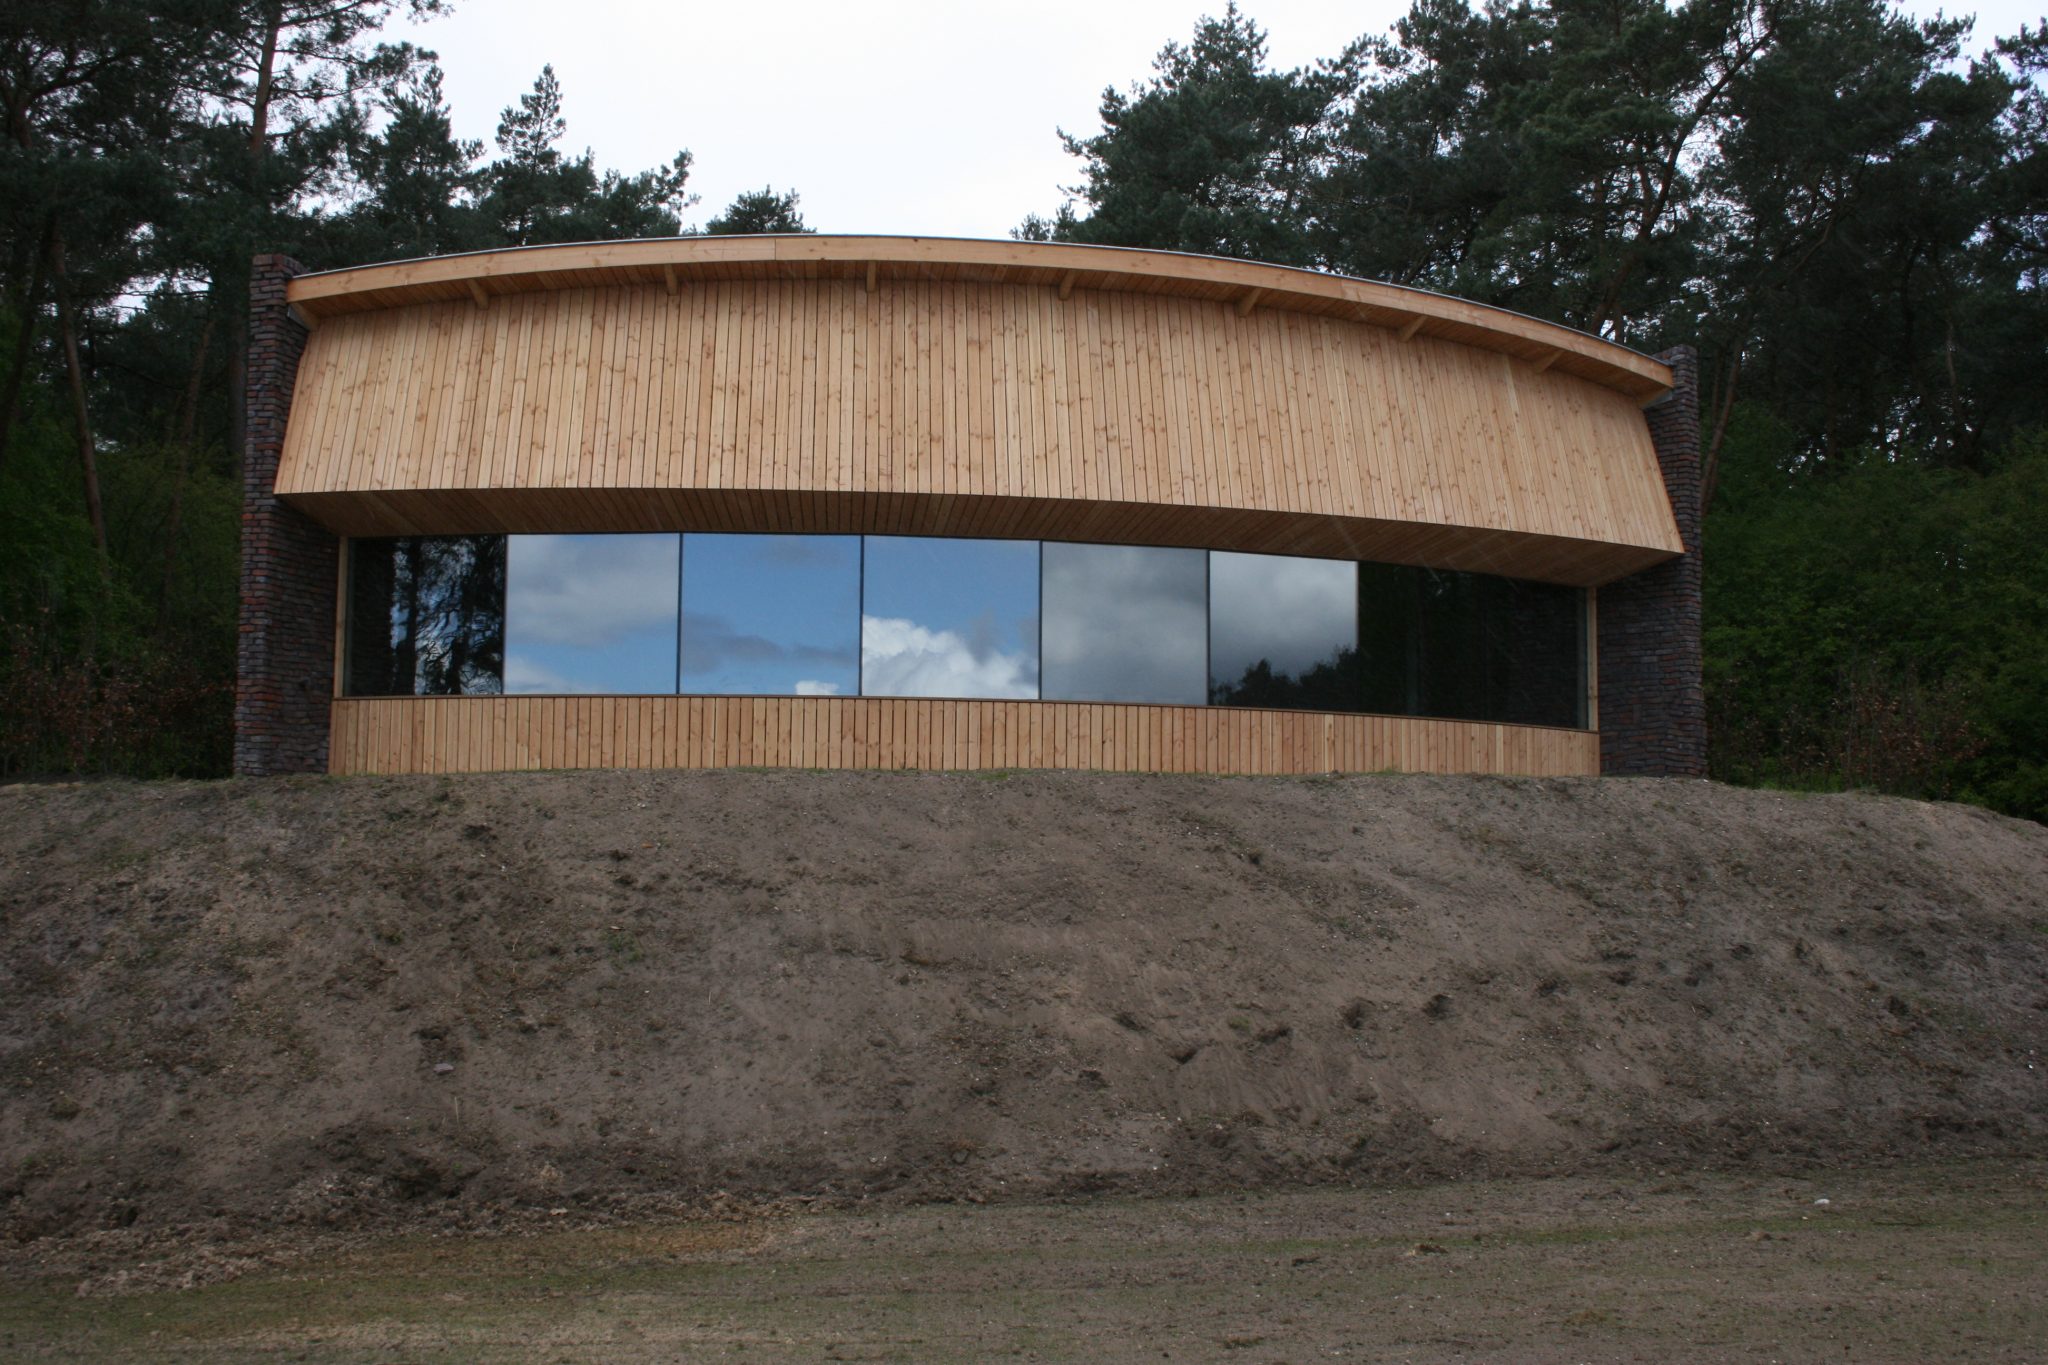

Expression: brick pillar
xmin=234 ymin=254 xmax=337 ymax=776
xmin=1597 ymin=345 xmax=1706 ymax=777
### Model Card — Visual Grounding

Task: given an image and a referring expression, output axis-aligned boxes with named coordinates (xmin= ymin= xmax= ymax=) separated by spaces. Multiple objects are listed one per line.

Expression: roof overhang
xmin=287 ymin=235 xmax=1674 ymax=406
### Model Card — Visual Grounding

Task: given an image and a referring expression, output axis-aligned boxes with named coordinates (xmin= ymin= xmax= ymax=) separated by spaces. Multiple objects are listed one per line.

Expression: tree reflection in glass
xmin=1208 ymin=550 xmax=1360 ymax=711
xmin=1042 ymin=542 xmax=1206 ymax=703
xmin=1358 ymin=564 xmax=1585 ymax=728
xmin=861 ymin=537 xmax=1039 ymax=698
xmin=504 ymin=534 xmax=679 ymax=694
xmin=345 ymin=536 xmax=505 ymax=696
xmin=1493 ymin=577 xmax=1586 ymax=728
xmin=680 ymin=534 xmax=860 ymax=695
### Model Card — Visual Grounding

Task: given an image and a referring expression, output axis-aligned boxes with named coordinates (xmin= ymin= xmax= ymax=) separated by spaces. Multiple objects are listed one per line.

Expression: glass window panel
xmin=504 ymin=534 xmax=679 ymax=695
xmin=1357 ymin=562 xmax=1424 ymax=717
xmin=1041 ymin=542 xmax=1206 ymax=704
xmin=1489 ymin=577 xmax=1586 ymax=728
xmin=1356 ymin=563 xmax=1587 ymax=728
xmin=345 ymin=536 xmax=504 ymax=697
xmin=1414 ymin=568 xmax=1495 ymax=723
xmin=861 ymin=537 xmax=1039 ymax=699
xmin=679 ymin=534 xmax=860 ymax=696
xmin=1208 ymin=551 xmax=1359 ymax=711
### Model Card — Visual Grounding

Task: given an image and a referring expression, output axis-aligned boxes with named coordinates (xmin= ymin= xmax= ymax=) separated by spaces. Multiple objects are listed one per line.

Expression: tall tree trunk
xmin=0 ymin=215 xmax=55 ymax=481
xmin=227 ymin=303 xmax=248 ymax=474
xmin=48 ymin=230 xmax=107 ymax=571
xmin=248 ymin=5 xmax=282 ymax=155
xmin=1701 ymin=349 xmax=1743 ymax=509
xmin=230 ymin=6 xmax=282 ymax=475
xmin=159 ymin=315 xmax=217 ymax=626
xmin=395 ymin=539 xmax=422 ymax=693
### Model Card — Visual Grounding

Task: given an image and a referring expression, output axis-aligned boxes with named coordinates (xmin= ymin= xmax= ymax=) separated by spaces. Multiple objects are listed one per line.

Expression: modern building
xmin=237 ymin=236 xmax=1702 ymax=778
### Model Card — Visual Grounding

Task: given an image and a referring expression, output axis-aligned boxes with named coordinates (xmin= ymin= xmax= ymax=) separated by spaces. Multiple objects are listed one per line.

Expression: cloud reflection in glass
xmin=680 ymin=534 xmax=860 ymax=695
xmin=861 ymin=537 xmax=1040 ymax=698
xmin=505 ymin=534 xmax=680 ymax=694
xmin=1042 ymin=542 xmax=1206 ymax=704
xmin=1208 ymin=550 xmax=1360 ymax=711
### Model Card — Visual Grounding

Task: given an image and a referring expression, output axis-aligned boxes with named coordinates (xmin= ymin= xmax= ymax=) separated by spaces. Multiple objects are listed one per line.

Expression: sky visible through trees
xmin=373 ymin=0 xmax=2039 ymax=240
xmin=1 ymin=0 xmax=2043 ymax=821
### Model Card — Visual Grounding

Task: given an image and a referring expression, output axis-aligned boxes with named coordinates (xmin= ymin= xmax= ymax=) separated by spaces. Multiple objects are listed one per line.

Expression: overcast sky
xmin=387 ymin=0 xmax=2042 ymax=241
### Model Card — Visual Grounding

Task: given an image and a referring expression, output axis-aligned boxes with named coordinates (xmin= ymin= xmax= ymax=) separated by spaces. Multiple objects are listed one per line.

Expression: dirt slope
xmin=2 ymin=770 xmax=2044 ymax=1241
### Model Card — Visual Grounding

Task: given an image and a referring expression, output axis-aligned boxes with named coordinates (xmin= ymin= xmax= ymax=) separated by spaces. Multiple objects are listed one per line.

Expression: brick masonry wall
xmin=1597 ymin=346 xmax=1707 ymax=776
xmin=234 ymin=255 xmax=337 ymax=776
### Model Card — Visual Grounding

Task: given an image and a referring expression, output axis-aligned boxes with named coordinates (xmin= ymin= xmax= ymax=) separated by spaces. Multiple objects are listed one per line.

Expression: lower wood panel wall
xmin=328 ymin=697 xmax=1598 ymax=778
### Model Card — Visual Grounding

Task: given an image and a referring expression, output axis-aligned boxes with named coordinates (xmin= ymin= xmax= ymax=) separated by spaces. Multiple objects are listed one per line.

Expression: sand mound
xmin=2 ymin=770 xmax=2043 ymax=1240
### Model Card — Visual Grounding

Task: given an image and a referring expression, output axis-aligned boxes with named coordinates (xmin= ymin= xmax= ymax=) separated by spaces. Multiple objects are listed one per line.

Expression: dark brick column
xmin=234 ymin=254 xmax=337 ymax=776
xmin=1597 ymin=345 xmax=1706 ymax=777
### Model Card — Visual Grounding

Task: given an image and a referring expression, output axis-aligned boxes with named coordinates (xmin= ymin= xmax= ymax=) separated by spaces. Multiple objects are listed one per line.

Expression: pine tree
xmin=705 ymin=187 xmax=811 ymax=235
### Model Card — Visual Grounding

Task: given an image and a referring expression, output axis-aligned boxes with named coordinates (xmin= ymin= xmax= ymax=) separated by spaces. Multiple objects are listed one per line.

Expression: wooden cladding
xmin=328 ymin=696 xmax=1601 ymax=779
xmin=294 ymin=491 xmax=1668 ymax=586
xmin=276 ymin=278 xmax=1684 ymax=586
xmin=285 ymin=237 xmax=1675 ymax=401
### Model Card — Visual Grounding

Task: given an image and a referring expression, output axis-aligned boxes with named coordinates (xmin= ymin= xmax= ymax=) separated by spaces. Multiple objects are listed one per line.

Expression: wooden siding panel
xmin=288 ymin=238 xmax=1669 ymax=402
xmin=329 ymin=698 xmax=1598 ymax=779
xmin=277 ymin=279 xmax=1681 ymax=586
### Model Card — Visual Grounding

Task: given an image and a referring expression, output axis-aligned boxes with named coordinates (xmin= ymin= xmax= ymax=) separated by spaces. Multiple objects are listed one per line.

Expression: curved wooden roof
xmin=277 ymin=237 xmax=1686 ymax=585
xmin=287 ymin=235 xmax=1673 ymax=405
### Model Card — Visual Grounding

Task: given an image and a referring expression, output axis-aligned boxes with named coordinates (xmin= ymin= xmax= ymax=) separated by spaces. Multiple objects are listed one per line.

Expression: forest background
xmin=2 ymin=0 xmax=2044 ymax=821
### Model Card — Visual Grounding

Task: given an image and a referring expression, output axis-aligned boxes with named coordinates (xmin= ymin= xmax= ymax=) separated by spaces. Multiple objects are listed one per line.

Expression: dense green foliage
xmin=706 ymin=187 xmax=811 ymax=236
xmin=3 ymin=1 xmax=2042 ymax=822
xmin=1032 ymin=0 xmax=2048 ymax=821
xmin=0 ymin=1 xmax=803 ymax=777
xmin=1707 ymin=417 xmax=2048 ymax=819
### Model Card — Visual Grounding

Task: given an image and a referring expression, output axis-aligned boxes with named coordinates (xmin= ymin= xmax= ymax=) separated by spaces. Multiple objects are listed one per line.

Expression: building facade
xmin=236 ymin=237 xmax=1703 ymax=778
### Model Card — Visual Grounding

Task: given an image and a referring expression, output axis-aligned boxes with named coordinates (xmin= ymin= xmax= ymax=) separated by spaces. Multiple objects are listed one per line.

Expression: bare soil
xmin=3 ymin=1160 xmax=2043 ymax=1361
xmin=1 ymin=769 xmax=2044 ymax=1268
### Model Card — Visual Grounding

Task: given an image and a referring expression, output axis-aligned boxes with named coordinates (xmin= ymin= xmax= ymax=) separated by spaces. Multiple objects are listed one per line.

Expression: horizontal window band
xmin=341 ymin=532 xmax=1592 ymax=733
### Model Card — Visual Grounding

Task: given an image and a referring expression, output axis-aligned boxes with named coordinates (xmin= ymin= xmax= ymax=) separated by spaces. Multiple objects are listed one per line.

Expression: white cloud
xmin=1041 ymin=544 xmax=1206 ymax=701
xmin=860 ymin=615 xmax=1035 ymax=699
xmin=794 ymin=679 xmax=841 ymax=696
xmin=1209 ymin=551 xmax=1355 ymax=677
xmin=508 ymin=535 xmax=677 ymax=649
xmin=504 ymin=654 xmax=579 ymax=695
